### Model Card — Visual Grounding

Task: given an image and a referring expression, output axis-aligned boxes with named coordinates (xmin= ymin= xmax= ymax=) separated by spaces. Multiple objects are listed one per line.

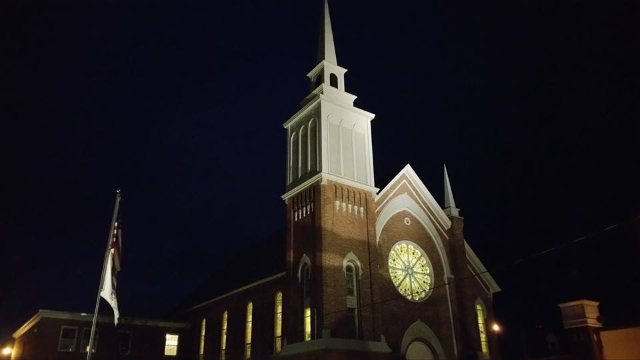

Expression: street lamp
xmin=1 ymin=347 xmax=11 ymax=356
xmin=491 ymin=323 xmax=501 ymax=332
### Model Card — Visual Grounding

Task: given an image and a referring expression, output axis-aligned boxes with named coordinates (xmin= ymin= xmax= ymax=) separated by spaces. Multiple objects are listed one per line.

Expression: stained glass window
xmin=199 ymin=318 xmax=206 ymax=355
xmin=388 ymin=241 xmax=432 ymax=301
xmin=477 ymin=303 xmax=490 ymax=357
xmin=245 ymin=302 xmax=253 ymax=359
xmin=274 ymin=292 xmax=283 ymax=353
xmin=304 ymin=307 xmax=311 ymax=341
xmin=220 ymin=311 xmax=227 ymax=360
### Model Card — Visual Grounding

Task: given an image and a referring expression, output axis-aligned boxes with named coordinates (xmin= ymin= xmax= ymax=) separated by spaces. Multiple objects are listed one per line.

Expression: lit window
xmin=274 ymin=292 xmax=283 ymax=353
xmin=117 ymin=330 xmax=132 ymax=355
xmin=388 ymin=241 xmax=433 ymax=301
xmin=345 ymin=263 xmax=359 ymax=338
xmin=477 ymin=303 xmax=490 ymax=357
xmin=301 ymin=263 xmax=312 ymax=341
xmin=58 ymin=326 xmax=78 ymax=352
xmin=80 ymin=328 xmax=98 ymax=353
xmin=164 ymin=333 xmax=179 ymax=356
xmin=199 ymin=318 xmax=206 ymax=355
xmin=220 ymin=311 xmax=228 ymax=360
xmin=304 ymin=307 xmax=311 ymax=341
xmin=245 ymin=302 xmax=253 ymax=359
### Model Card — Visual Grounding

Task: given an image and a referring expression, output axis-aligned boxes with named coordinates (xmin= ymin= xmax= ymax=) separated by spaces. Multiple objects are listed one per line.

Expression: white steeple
xmin=444 ymin=165 xmax=460 ymax=217
xmin=282 ymin=1 xmax=377 ymax=200
xmin=318 ymin=0 xmax=338 ymax=65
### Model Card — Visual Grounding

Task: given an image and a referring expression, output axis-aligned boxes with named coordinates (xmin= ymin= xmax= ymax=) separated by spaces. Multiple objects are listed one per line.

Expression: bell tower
xmin=284 ymin=0 xmax=376 ymax=196
xmin=281 ymin=0 xmax=387 ymax=352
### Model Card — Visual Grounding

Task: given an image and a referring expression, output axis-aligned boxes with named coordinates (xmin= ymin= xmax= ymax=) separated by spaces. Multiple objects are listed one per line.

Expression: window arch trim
xmin=297 ymin=254 xmax=311 ymax=283
xmin=342 ymin=251 xmax=363 ymax=279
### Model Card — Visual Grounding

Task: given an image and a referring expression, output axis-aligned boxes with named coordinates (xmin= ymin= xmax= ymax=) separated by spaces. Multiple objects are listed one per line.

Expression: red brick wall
xmin=12 ymin=316 xmax=190 ymax=360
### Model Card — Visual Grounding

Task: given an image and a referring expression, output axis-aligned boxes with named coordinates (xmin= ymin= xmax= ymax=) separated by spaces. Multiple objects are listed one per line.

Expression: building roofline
xmin=13 ymin=310 xmax=189 ymax=338
xmin=187 ymin=272 xmax=286 ymax=312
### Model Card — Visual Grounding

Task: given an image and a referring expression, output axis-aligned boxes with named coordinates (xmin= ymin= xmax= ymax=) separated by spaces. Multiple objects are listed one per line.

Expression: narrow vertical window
xmin=476 ymin=303 xmax=490 ymax=357
xmin=304 ymin=307 xmax=311 ymax=341
xmin=164 ymin=334 xmax=179 ymax=356
xmin=300 ymin=126 xmax=308 ymax=175
xmin=199 ymin=318 xmax=206 ymax=356
xmin=309 ymin=119 xmax=317 ymax=172
xmin=345 ymin=263 xmax=359 ymax=338
xmin=291 ymin=133 xmax=299 ymax=181
xmin=274 ymin=292 xmax=283 ymax=353
xmin=245 ymin=302 xmax=253 ymax=359
xmin=301 ymin=264 xmax=312 ymax=341
xmin=220 ymin=311 xmax=228 ymax=360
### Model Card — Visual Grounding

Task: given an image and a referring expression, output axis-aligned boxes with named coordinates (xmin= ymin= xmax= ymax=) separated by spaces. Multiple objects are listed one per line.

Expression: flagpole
xmin=87 ymin=190 xmax=121 ymax=360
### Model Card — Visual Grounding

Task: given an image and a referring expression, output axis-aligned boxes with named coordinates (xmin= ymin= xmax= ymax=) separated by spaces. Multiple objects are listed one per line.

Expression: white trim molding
xmin=297 ymin=254 xmax=312 ymax=283
xmin=465 ymin=243 xmax=501 ymax=294
xmin=342 ymin=251 xmax=363 ymax=279
xmin=400 ymin=320 xmax=447 ymax=360
xmin=376 ymin=193 xmax=452 ymax=278
xmin=376 ymin=164 xmax=451 ymax=231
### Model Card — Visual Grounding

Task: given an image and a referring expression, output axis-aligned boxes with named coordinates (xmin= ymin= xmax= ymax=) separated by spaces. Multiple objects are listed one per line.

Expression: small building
xmin=526 ymin=300 xmax=640 ymax=360
xmin=9 ymin=310 xmax=191 ymax=360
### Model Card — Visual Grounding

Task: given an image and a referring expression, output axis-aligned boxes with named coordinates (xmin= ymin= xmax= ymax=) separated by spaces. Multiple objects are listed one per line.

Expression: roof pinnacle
xmin=444 ymin=164 xmax=460 ymax=217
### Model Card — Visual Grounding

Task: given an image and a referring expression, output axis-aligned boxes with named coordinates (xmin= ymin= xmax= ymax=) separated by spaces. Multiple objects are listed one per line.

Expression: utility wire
xmin=320 ymin=215 xmax=639 ymax=318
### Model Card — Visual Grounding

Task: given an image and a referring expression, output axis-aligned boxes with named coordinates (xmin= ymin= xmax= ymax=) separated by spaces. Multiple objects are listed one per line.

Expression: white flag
xmin=100 ymin=222 xmax=121 ymax=325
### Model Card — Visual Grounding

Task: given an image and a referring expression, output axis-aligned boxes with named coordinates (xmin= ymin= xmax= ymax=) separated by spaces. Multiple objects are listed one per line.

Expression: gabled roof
xmin=375 ymin=164 xmax=451 ymax=231
xmin=376 ymin=164 xmax=500 ymax=294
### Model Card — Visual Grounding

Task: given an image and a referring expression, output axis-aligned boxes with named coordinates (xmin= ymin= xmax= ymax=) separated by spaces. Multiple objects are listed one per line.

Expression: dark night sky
xmin=2 ymin=0 xmax=639 ymax=354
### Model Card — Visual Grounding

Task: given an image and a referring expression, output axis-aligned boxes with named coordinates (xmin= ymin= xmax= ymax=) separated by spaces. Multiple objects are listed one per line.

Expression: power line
xmin=320 ymin=215 xmax=639 ymax=318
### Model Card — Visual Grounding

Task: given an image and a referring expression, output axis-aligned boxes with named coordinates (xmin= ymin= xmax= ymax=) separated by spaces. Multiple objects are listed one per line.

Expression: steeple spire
xmin=444 ymin=165 xmax=460 ymax=217
xmin=318 ymin=0 xmax=338 ymax=65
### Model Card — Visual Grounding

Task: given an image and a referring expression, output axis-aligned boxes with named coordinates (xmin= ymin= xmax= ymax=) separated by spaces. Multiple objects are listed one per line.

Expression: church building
xmin=181 ymin=2 xmax=501 ymax=359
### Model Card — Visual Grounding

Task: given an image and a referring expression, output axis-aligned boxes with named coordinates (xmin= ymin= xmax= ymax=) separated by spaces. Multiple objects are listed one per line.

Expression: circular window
xmin=388 ymin=241 xmax=433 ymax=302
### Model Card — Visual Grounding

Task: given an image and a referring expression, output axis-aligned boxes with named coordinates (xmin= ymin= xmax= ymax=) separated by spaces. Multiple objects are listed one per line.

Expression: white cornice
xmin=13 ymin=310 xmax=190 ymax=338
xmin=282 ymin=173 xmax=323 ymax=201
xmin=282 ymin=173 xmax=378 ymax=201
xmin=320 ymin=93 xmax=374 ymax=119
xmin=284 ymin=97 xmax=320 ymax=128
xmin=465 ymin=243 xmax=501 ymax=294
xmin=187 ymin=272 xmax=286 ymax=312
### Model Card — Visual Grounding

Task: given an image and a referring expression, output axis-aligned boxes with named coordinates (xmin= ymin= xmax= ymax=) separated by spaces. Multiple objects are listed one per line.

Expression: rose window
xmin=388 ymin=241 xmax=433 ymax=301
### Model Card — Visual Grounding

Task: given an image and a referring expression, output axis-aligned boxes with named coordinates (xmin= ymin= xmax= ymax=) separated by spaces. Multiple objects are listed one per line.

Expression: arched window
xmin=220 ymin=311 xmax=228 ymax=360
xmin=245 ymin=302 xmax=253 ymax=359
xmin=314 ymin=74 xmax=323 ymax=89
xmin=345 ymin=263 xmax=359 ymax=338
xmin=330 ymin=73 xmax=338 ymax=88
xmin=274 ymin=292 xmax=283 ymax=353
xmin=476 ymin=300 xmax=489 ymax=357
xmin=301 ymin=264 xmax=312 ymax=341
xmin=309 ymin=119 xmax=317 ymax=172
xmin=199 ymin=318 xmax=206 ymax=356
xmin=299 ymin=126 xmax=308 ymax=175
xmin=291 ymin=133 xmax=298 ymax=181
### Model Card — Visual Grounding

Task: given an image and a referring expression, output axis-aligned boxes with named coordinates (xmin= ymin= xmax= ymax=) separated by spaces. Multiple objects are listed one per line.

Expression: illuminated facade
xmin=181 ymin=1 xmax=500 ymax=359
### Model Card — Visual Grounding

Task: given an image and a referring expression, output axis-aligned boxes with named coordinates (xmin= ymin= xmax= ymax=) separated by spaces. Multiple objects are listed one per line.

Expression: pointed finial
xmin=444 ymin=164 xmax=460 ymax=217
xmin=318 ymin=0 xmax=338 ymax=65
